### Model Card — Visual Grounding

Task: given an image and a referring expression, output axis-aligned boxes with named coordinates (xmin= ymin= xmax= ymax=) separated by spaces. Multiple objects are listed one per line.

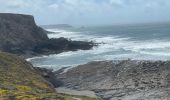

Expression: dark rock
xmin=0 ymin=13 xmax=48 ymax=54
xmin=33 ymin=37 xmax=95 ymax=55
xmin=34 ymin=67 xmax=63 ymax=88
xmin=0 ymin=13 xmax=96 ymax=57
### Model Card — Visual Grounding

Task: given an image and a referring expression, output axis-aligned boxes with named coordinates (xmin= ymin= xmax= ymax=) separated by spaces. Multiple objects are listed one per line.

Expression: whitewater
xmin=28 ymin=23 xmax=170 ymax=70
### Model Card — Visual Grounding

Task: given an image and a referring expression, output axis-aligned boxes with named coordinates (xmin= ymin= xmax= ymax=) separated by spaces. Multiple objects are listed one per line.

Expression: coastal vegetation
xmin=0 ymin=13 xmax=99 ymax=100
xmin=0 ymin=51 xmax=101 ymax=100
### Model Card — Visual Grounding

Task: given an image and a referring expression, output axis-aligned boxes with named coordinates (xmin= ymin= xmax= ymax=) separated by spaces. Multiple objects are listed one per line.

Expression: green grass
xmin=0 ymin=51 xmax=101 ymax=100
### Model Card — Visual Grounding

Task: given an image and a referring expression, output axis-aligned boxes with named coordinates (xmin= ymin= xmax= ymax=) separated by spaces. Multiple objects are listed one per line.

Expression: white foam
xmin=139 ymin=51 xmax=170 ymax=56
xmin=47 ymin=29 xmax=170 ymax=56
xmin=47 ymin=29 xmax=92 ymax=41
xmin=26 ymin=55 xmax=49 ymax=62
xmin=129 ymin=41 xmax=170 ymax=51
xmin=47 ymin=29 xmax=67 ymax=33
xmin=27 ymin=28 xmax=170 ymax=69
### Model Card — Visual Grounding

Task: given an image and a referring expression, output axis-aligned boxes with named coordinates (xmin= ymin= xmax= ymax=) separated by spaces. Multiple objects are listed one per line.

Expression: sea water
xmin=28 ymin=23 xmax=170 ymax=70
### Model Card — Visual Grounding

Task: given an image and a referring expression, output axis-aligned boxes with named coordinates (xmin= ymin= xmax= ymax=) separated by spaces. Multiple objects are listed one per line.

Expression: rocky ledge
xmin=56 ymin=60 xmax=170 ymax=100
xmin=0 ymin=13 xmax=95 ymax=58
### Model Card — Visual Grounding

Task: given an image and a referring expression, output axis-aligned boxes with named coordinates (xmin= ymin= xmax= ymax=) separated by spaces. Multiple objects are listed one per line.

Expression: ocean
xmin=28 ymin=23 xmax=170 ymax=70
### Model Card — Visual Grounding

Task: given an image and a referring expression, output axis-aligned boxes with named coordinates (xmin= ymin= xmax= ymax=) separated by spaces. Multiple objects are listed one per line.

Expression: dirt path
xmin=56 ymin=87 xmax=98 ymax=98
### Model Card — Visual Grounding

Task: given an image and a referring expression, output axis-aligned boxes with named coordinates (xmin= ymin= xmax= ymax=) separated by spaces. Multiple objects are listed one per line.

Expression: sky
xmin=0 ymin=0 xmax=170 ymax=26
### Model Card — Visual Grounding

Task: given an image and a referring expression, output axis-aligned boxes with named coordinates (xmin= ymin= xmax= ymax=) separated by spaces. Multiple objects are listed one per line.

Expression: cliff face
xmin=0 ymin=13 xmax=94 ymax=57
xmin=0 ymin=13 xmax=48 ymax=55
xmin=0 ymin=13 xmax=99 ymax=99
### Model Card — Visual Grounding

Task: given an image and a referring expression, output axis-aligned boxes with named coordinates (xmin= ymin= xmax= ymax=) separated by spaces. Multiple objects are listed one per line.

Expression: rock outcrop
xmin=57 ymin=60 xmax=170 ymax=100
xmin=33 ymin=37 xmax=94 ymax=55
xmin=34 ymin=67 xmax=63 ymax=88
xmin=0 ymin=13 xmax=95 ymax=58
xmin=0 ymin=13 xmax=48 ymax=55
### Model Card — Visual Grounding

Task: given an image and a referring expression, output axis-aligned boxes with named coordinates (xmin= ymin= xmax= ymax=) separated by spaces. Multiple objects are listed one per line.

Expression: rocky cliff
xmin=0 ymin=13 xmax=48 ymax=55
xmin=0 ymin=13 xmax=94 ymax=57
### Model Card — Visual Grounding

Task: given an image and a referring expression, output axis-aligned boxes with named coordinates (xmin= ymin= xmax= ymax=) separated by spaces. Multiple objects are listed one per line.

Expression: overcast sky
xmin=0 ymin=0 xmax=170 ymax=26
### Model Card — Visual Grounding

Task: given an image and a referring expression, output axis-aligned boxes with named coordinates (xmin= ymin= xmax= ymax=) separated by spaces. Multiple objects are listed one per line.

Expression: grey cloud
xmin=0 ymin=0 xmax=170 ymax=26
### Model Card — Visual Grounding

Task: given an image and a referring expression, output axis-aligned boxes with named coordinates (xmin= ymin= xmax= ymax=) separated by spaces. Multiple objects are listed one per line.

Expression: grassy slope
xmin=0 ymin=51 xmax=100 ymax=100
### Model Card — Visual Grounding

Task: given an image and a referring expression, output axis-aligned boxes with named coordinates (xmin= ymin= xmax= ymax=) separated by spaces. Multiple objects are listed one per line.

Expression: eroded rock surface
xmin=57 ymin=60 xmax=170 ymax=100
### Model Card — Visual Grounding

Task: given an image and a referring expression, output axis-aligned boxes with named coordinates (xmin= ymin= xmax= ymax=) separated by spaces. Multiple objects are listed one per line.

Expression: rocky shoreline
xmin=1 ymin=13 xmax=170 ymax=100
xmin=0 ymin=13 xmax=100 ymax=99
xmin=0 ymin=13 xmax=96 ymax=58
xmin=55 ymin=60 xmax=170 ymax=100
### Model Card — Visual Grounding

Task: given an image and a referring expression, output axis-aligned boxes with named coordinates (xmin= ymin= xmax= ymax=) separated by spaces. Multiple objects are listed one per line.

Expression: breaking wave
xmin=28 ymin=27 xmax=170 ymax=70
